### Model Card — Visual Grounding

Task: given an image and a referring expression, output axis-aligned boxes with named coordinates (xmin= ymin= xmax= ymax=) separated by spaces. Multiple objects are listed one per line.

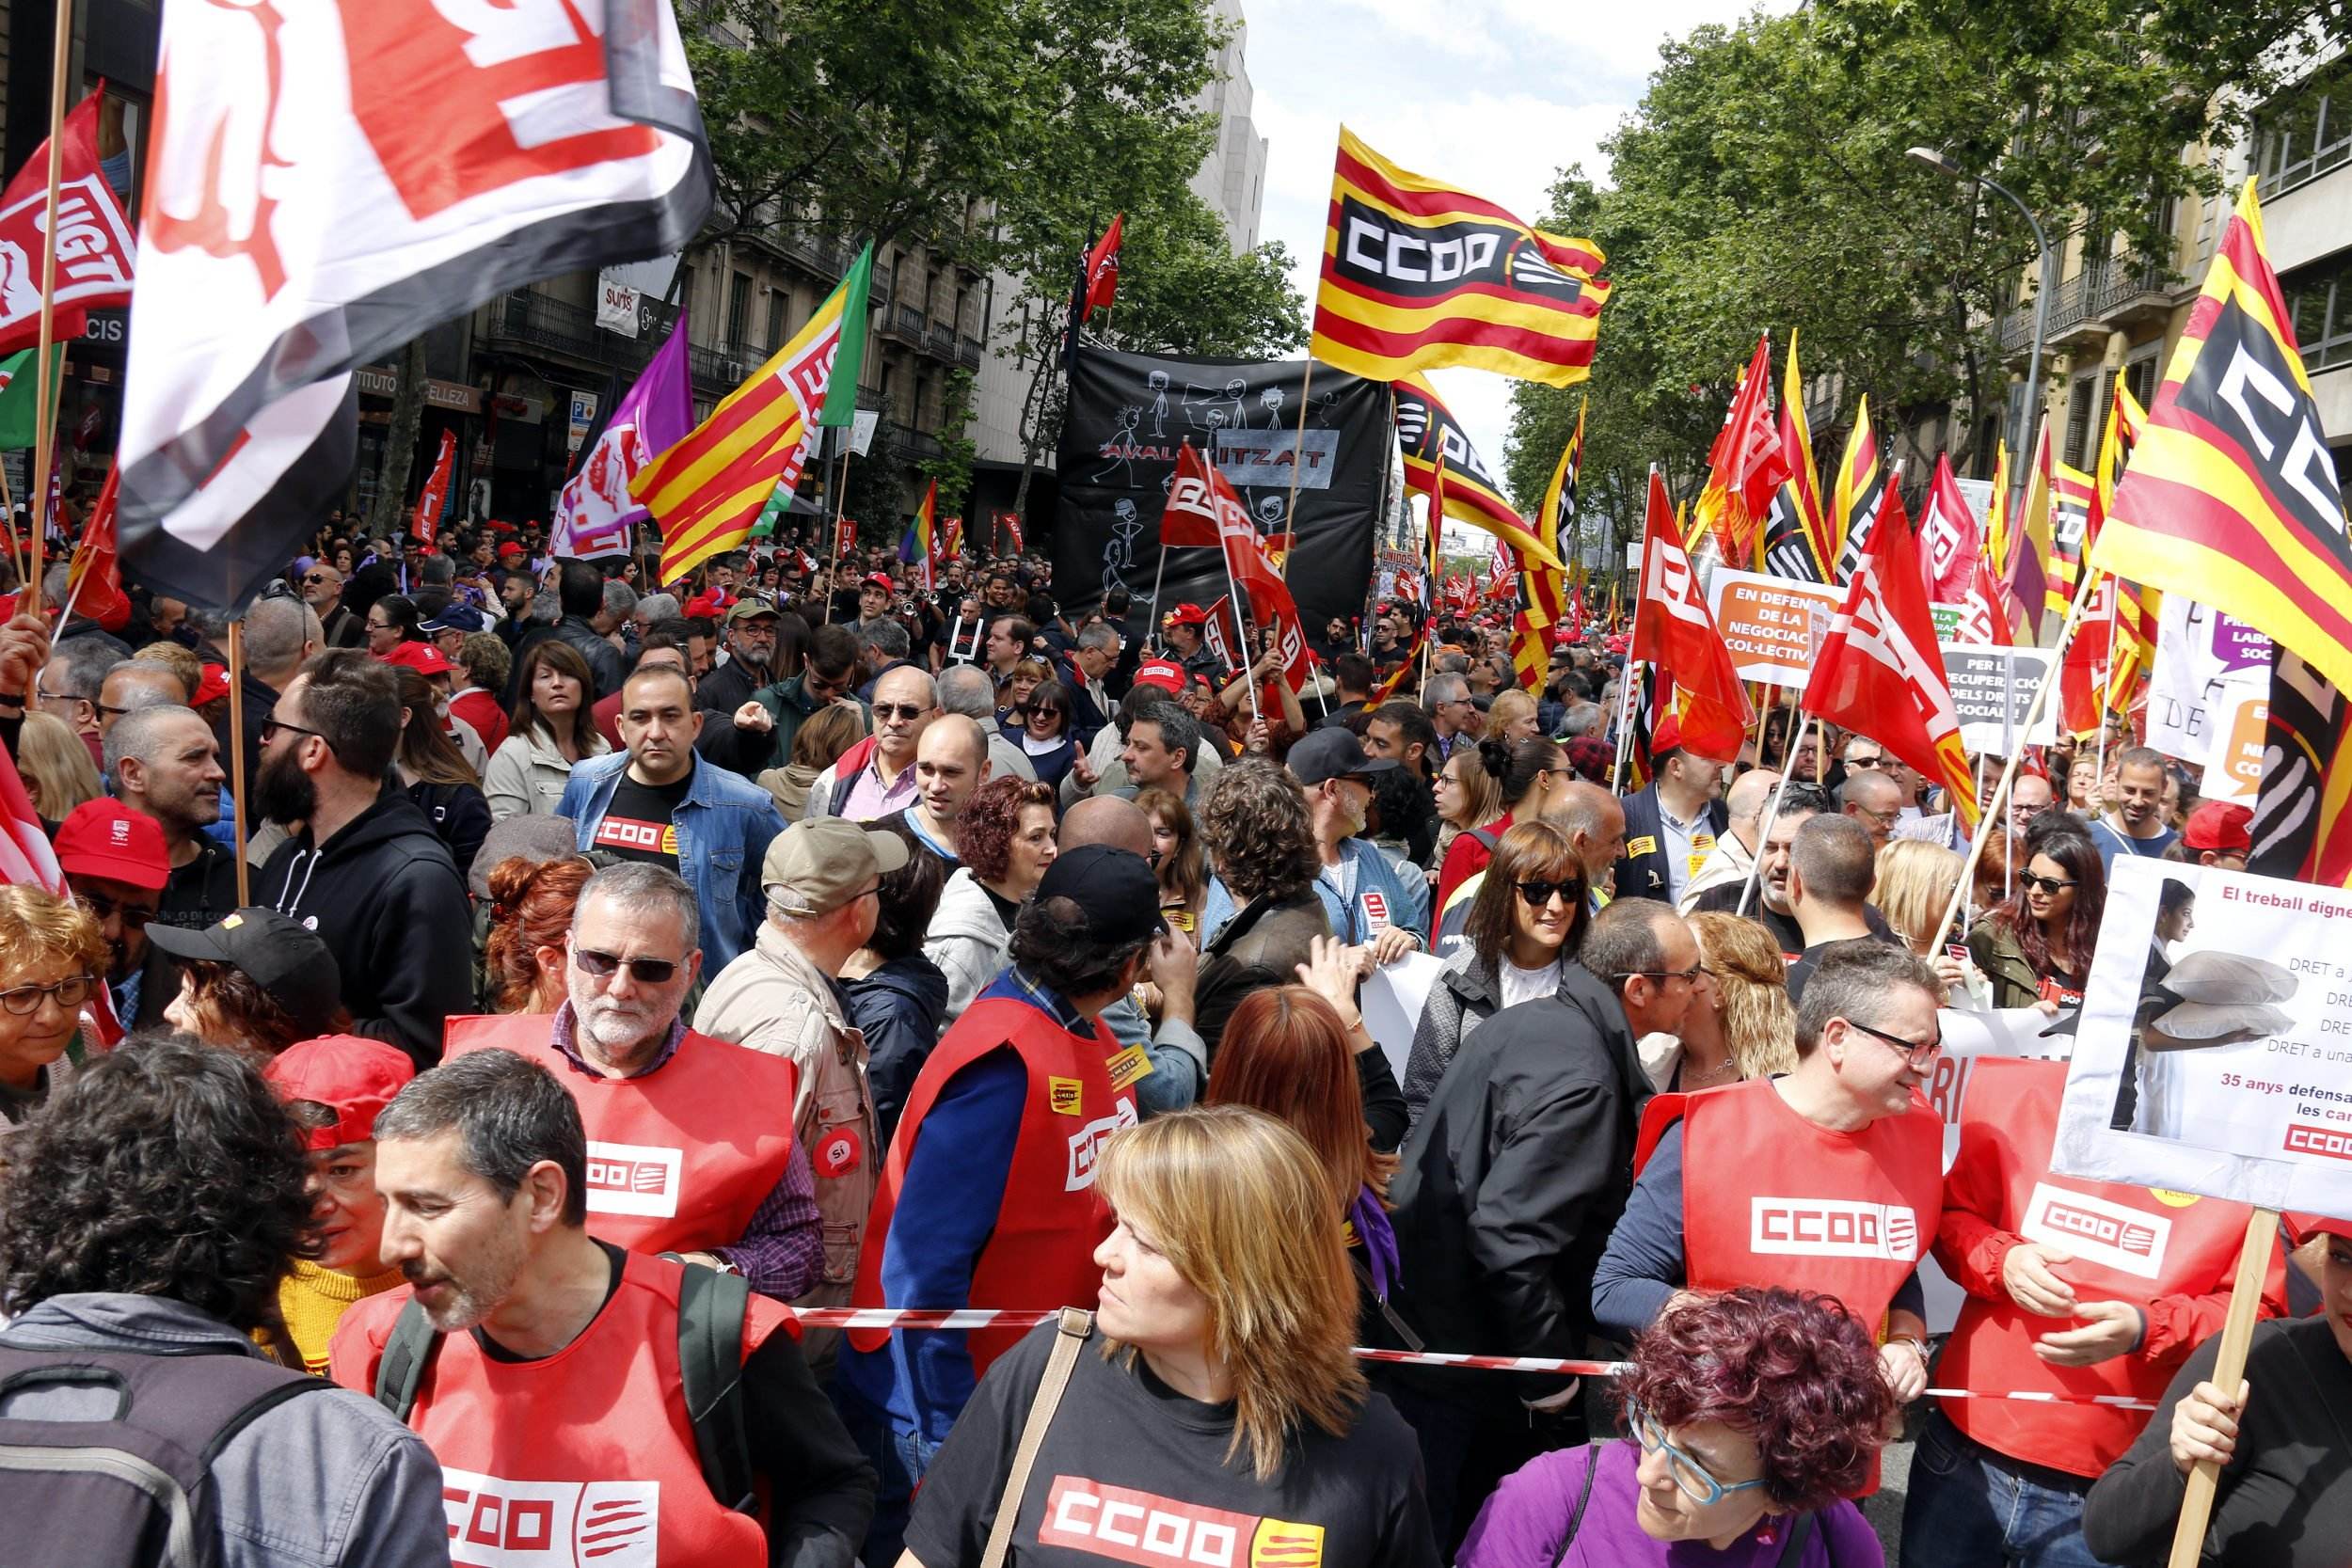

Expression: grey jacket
xmin=0 ymin=1293 xmax=448 ymax=1568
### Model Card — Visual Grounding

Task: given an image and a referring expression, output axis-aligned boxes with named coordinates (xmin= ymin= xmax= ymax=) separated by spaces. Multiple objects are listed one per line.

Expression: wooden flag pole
xmin=2166 ymin=1208 xmax=2279 ymax=1568
xmin=820 ymin=437 xmax=851 ymax=627
xmin=1736 ymin=712 xmax=1814 ymax=917
xmin=1926 ymin=563 xmax=2106 ymax=955
xmin=0 ymin=463 xmax=24 ymax=594
xmin=1610 ymin=471 xmax=1660 ymax=793
xmin=22 ymin=0 xmax=73 ymax=620
xmin=225 ymin=621 xmax=252 ymax=907
xmin=1275 ymin=359 xmax=1318 ymax=581
xmin=1215 ymin=542 xmax=1264 ymax=727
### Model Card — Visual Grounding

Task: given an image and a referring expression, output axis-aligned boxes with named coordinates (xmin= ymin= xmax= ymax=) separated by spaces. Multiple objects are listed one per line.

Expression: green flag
xmin=0 ymin=346 xmax=63 ymax=450
xmin=818 ymin=243 xmax=874 ymax=428
xmin=750 ymin=481 xmax=793 ymax=538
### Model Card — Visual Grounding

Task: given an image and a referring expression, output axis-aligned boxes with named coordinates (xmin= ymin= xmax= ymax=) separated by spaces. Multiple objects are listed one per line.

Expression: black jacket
xmin=553 ymin=616 xmax=626 ymax=702
xmin=1385 ymin=960 xmax=1652 ymax=1407
xmin=1057 ymin=655 xmax=1112 ymax=747
xmin=695 ymin=653 xmax=771 ymax=718
xmin=846 ymin=954 xmax=950 ymax=1145
xmin=258 ymin=787 xmax=474 ymax=1069
xmin=405 ymin=778 xmax=492 ymax=879
xmin=1608 ymin=783 xmax=1728 ymax=905
xmin=1193 ymin=891 xmax=1331 ymax=1054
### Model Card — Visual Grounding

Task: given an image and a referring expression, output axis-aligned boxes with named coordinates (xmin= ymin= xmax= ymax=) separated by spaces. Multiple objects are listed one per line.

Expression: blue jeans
xmin=1900 ymin=1409 xmax=2107 ymax=1568
xmin=833 ymin=1379 xmax=940 ymax=1568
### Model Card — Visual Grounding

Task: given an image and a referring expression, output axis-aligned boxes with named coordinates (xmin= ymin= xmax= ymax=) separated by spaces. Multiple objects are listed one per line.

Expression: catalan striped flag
xmin=1983 ymin=439 xmax=2011 ymax=591
xmin=638 ymin=244 xmax=875 ymax=583
xmin=1761 ymin=329 xmax=1829 ymax=582
xmin=2004 ymin=425 xmax=2056 ymax=639
xmin=1512 ymin=400 xmax=1581 ymax=688
xmin=1537 ymin=396 xmax=1583 ymax=562
xmin=1372 ymin=461 xmax=1446 ymax=704
xmin=901 ymin=479 xmax=939 ymax=593
xmin=1311 ymin=128 xmax=1610 ymax=386
xmin=2048 ymin=459 xmax=2097 ymax=623
xmin=1829 ymin=398 xmax=1887 ymax=582
xmin=1393 ymin=374 xmax=1561 ymax=566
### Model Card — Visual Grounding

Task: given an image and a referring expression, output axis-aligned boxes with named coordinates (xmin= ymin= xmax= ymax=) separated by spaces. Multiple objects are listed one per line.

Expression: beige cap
xmin=762 ymin=817 xmax=911 ymax=915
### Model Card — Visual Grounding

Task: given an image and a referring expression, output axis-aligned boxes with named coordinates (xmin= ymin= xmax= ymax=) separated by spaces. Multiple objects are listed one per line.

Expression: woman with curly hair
xmin=924 ymin=776 xmax=1059 ymax=1018
xmin=1459 ymin=1288 xmax=1891 ymax=1566
xmin=1136 ymin=784 xmax=1207 ymax=937
xmin=0 ymin=884 xmax=107 ymax=1139
xmin=1666 ymin=911 xmax=1799 ymax=1088
xmin=481 ymin=853 xmax=596 ymax=1012
xmin=1482 ymin=688 xmax=1541 ymax=745
xmin=1193 ymin=759 xmax=1331 ymax=1051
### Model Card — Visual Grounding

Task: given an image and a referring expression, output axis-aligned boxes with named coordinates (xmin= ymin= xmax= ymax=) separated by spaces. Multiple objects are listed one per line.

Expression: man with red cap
xmin=51 ymin=799 xmax=169 ymax=1029
xmin=262 ymin=1035 xmax=420 ymax=1372
xmin=1608 ymin=712 xmax=1730 ymax=908
xmin=2179 ymin=800 xmax=2252 ymax=870
xmin=1158 ymin=601 xmax=1224 ymax=689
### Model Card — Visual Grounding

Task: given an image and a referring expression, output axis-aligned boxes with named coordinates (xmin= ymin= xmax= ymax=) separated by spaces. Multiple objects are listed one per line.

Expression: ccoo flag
xmin=1829 ymin=397 xmax=1888 ymax=583
xmin=1630 ymin=469 xmax=1751 ymax=761
xmin=1311 ymin=129 xmax=1609 ymax=386
xmin=1393 ymin=374 xmax=1560 ymax=567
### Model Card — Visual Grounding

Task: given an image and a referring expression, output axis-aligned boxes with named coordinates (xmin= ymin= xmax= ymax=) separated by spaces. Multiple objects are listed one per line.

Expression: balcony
xmin=882 ymin=304 xmax=929 ymax=347
xmin=879 ymin=420 xmax=944 ymax=463
xmin=689 ymin=340 xmax=771 ymax=393
xmin=960 ymin=335 xmax=983 ymax=369
xmin=1997 ymin=259 xmax=2177 ymax=356
xmin=927 ymin=322 xmax=959 ymax=361
xmin=485 ymin=288 xmax=676 ymax=373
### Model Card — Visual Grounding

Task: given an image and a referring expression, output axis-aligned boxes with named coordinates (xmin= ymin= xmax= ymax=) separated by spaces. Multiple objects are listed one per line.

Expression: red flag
xmin=1157 ymin=441 xmax=1225 ymax=547
xmin=996 ymin=512 xmax=1025 ymax=555
xmin=1083 ymin=214 xmax=1122 ymax=314
xmin=2059 ymin=575 xmax=2119 ymax=736
xmin=1693 ymin=335 xmax=1788 ymax=568
xmin=1918 ymin=452 xmax=1983 ymax=604
xmin=1201 ymin=594 xmax=1246 ymax=671
xmin=1565 ymin=581 xmax=1586 ymax=643
xmin=0 ymin=86 xmax=135 ymax=356
xmin=412 ymin=429 xmax=456 ymax=547
xmin=1165 ymin=442 xmax=1314 ymax=691
xmin=834 ymin=515 xmax=857 ymax=560
xmin=1953 ymin=549 xmax=2018 ymax=648
xmin=1631 ymin=470 xmax=1751 ymax=760
xmin=62 ymin=464 xmax=128 ymax=631
xmin=940 ymin=515 xmax=963 ymax=559
xmin=1802 ymin=488 xmax=1979 ymax=830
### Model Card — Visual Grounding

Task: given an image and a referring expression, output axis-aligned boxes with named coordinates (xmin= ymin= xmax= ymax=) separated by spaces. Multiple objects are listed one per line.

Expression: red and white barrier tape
xmin=783 ymin=1307 xmax=2157 ymax=1409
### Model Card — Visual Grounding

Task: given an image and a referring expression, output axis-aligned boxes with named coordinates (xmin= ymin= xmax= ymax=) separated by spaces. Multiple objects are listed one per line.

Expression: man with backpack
xmin=333 ymin=1047 xmax=876 ymax=1568
xmin=0 ymin=1035 xmax=447 ymax=1568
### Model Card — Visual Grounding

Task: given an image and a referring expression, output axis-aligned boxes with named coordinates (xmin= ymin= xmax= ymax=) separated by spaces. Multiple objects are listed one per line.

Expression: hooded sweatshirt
xmin=846 ymin=953 xmax=951 ymax=1142
xmin=260 ymin=788 xmax=474 ymax=1069
xmin=922 ymin=868 xmax=1015 ymax=1022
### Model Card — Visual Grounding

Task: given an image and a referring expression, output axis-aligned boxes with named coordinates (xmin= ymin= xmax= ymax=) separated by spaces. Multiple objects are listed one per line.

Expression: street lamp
xmin=1909 ymin=147 xmax=2053 ymax=521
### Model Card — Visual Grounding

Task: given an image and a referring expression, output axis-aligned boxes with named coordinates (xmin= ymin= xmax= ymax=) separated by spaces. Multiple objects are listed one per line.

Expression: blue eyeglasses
xmin=1629 ymin=1403 xmax=1769 ymax=1506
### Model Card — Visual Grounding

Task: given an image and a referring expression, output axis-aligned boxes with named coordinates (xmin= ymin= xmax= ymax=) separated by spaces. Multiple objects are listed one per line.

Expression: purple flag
xmin=553 ymin=311 xmax=692 ymax=559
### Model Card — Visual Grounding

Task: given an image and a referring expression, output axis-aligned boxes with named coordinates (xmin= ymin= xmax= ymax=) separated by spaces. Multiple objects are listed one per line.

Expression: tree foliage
xmin=1507 ymin=0 xmax=2341 ymax=568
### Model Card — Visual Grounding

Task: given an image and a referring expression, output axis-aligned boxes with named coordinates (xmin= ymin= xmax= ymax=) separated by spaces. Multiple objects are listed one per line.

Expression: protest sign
xmin=1703 ymin=568 xmax=1840 ymax=687
xmin=1360 ymin=951 xmax=1442 ymax=1085
xmin=1938 ymin=643 xmax=2057 ymax=752
xmin=2149 ymin=596 xmax=2271 ymax=793
xmin=1931 ymin=602 xmax=1965 ymax=641
xmin=2201 ymin=691 xmax=2268 ymax=806
xmin=2051 ymin=856 xmax=2352 ymax=1220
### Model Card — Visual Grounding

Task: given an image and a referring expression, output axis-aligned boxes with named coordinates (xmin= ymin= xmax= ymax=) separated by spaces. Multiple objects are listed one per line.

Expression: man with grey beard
xmin=434 ymin=863 xmax=824 ymax=1302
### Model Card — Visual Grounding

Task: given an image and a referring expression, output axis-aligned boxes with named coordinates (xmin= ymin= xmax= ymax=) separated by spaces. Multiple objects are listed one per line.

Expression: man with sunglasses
xmin=807 ymin=665 xmax=936 ymax=823
xmin=1595 ymin=939 xmax=1946 ymax=1482
xmin=444 ymin=862 xmax=823 ymax=1305
xmin=300 ymin=561 xmax=366 ymax=647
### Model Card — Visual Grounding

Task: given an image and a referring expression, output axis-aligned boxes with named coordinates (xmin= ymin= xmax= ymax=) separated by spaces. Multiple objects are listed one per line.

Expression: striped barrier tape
xmin=782 ymin=1307 xmax=2157 ymax=1408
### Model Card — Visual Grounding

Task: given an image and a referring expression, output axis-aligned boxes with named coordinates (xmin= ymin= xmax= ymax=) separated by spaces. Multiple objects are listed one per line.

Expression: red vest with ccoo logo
xmin=330 ymin=1250 xmax=788 ymax=1568
xmin=850 ymin=997 xmax=1136 ymax=1377
xmin=444 ymin=1014 xmax=799 ymax=1263
xmin=1935 ymin=1057 xmax=2278 ymax=1476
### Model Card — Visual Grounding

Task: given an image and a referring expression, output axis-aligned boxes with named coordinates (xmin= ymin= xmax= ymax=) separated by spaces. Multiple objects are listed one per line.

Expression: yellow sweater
xmin=278 ymin=1259 xmax=407 ymax=1374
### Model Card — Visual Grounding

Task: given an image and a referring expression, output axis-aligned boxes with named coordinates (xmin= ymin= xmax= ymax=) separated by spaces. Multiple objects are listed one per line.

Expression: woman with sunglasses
xmin=1968 ymin=824 xmax=2106 ymax=1012
xmin=485 ymin=640 xmax=611 ymax=822
xmin=1400 ymin=821 xmax=1589 ymax=1124
xmin=0 ymin=885 xmax=106 ymax=1148
xmin=1000 ymin=677 xmax=1079 ymax=792
xmin=1459 ymin=1288 xmax=1890 ymax=1568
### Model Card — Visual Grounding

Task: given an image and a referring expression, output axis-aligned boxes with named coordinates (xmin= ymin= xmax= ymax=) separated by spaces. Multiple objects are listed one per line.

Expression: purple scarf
xmin=1349 ymin=1183 xmax=1400 ymax=1300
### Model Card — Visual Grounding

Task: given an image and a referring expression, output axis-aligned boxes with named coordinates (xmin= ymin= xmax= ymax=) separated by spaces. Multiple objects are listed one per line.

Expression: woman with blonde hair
xmin=1675 ymin=911 xmax=1798 ymax=1086
xmin=1430 ymin=740 xmax=1505 ymax=876
xmin=0 ymin=885 xmax=106 ymax=1139
xmin=1872 ymin=838 xmax=1964 ymax=958
xmin=899 ymin=1104 xmax=1437 ymax=1568
xmin=15 ymin=711 xmax=101 ymax=819
xmin=1482 ymin=688 xmax=1540 ymax=745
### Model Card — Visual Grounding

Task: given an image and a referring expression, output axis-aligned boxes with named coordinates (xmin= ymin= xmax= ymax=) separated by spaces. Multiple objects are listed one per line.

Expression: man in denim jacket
xmin=558 ymin=665 xmax=785 ymax=968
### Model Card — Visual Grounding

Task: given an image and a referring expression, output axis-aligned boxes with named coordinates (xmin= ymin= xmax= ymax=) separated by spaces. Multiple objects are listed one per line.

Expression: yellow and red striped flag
xmin=1311 ymin=129 xmax=1609 ymax=386
xmin=1828 ymin=397 xmax=1886 ymax=582
xmin=1393 ymin=374 xmax=1561 ymax=567
xmin=638 ymin=245 xmax=874 ymax=582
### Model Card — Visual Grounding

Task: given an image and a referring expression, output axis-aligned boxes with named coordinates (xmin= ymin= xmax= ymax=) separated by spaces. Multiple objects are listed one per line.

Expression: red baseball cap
xmin=53 ymin=800 xmax=168 ymax=891
xmin=193 ymin=663 xmax=231 ymax=705
xmin=497 ymin=541 xmax=526 ymax=559
xmin=863 ymin=572 xmax=895 ymax=592
xmin=2287 ymin=1211 xmax=2352 ymax=1244
xmin=1134 ymin=657 xmax=1186 ymax=693
xmin=1162 ymin=603 xmax=1208 ymax=628
xmin=378 ymin=641 xmax=454 ymax=677
xmin=2183 ymin=800 xmax=2252 ymax=854
xmin=263 ymin=1035 xmax=416 ymax=1150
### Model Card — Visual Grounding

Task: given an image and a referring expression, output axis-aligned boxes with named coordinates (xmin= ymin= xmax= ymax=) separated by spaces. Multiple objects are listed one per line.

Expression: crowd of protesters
xmin=0 ymin=512 xmax=2342 ymax=1568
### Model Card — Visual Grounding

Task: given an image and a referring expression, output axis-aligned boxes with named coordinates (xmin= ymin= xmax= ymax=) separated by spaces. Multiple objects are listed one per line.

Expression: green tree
xmin=919 ymin=367 xmax=979 ymax=516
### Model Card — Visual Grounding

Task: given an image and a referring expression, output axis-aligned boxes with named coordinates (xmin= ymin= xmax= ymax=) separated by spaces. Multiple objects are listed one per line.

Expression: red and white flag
xmin=0 ymin=746 xmax=120 ymax=1046
xmin=1165 ymin=443 xmax=1314 ymax=692
xmin=0 ymin=85 xmax=135 ymax=356
xmin=1632 ymin=469 xmax=1751 ymax=760
xmin=1918 ymin=452 xmax=1983 ymax=603
xmin=412 ymin=430 xmax=455 ymax=549
xmin=119 ymin=0 xmax=710 ymax=610
xmin=62 ymin=464 xmax=129 ymax=632
xmin=1803 ymin=487 xmax=1979 ymax=829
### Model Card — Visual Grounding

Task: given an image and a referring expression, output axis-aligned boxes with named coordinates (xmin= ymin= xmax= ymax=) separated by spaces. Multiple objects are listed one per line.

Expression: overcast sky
xmin=1243 ymin=0 xmax=1768 ymax=498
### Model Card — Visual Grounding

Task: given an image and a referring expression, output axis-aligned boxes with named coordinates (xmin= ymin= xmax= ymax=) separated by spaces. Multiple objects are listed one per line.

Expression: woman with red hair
xmin=1459 ymin=1288 xmax=1892 ymax=1566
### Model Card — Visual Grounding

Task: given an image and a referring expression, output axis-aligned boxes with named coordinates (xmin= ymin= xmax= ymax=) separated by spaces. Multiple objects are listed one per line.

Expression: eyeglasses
xmin=1844 ymin=1016 xmax=1943 ymax=1070
xmin=1615 ymin=963 xmax=1704 ymax=986
xmin=572 ymin=948 xmax=681 ymax=985
xmin=1845 ymin=755 xmax=1884 ymax=769
xmin=1628 ymin=1403 xmax=1767 ymax=1507
xmin=2017 ymin=872 xmax=2077 ymax=894
xmin=261 ymin=718 xmax=328 ymax=748
xmin=34 ymin=685 xmax=87 ymax=705
xmin=1514 ymin=879 xmax=1581 ymax=909
xmin=0 ymin=974 xmax=98 ymax=1015
xmin=72 ymin=891 xmax=153 ymax=930
xmin=873 ymin=703 xmax=930 ymax=722
xmin=1858 ymin=806 xmax=1901 ymax=829
xmin=302 ymin=572 xmax=330 ymax=586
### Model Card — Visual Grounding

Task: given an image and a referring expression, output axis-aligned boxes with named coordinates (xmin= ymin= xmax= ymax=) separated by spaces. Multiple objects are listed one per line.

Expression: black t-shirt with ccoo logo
xmin=592 ymin=772 xmax=693 ymax=870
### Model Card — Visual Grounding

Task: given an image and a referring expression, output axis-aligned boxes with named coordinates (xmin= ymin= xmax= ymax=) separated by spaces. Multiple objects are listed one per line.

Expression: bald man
xmin=1059 ymin=796 xmax=1205 ymax=1114
xmin=97 ymin=661 xmax=192 ymax=738
xmin=810 ymin=663 xmax=937 ymax=822
xmin=1837 ymin=766 xmax=1905 ymax=854
xmin=1682 ymin=769 xmax=1779 ymax=911
xmin=1540 ymin=781 xmax=1629 ymax=904
xmin=882 ymin=713 xmax=990 ymax=869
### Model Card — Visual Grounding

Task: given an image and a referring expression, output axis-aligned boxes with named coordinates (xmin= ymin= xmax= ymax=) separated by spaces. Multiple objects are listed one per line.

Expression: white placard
xmin=2148 ymin=595 xmax=2271 ymax=768
xmin=2052 ymin=857 xmax=2352 ymax=1222
xmin=595 ymin=271 xmax=641 ymax=337
xmin=1359 ymin=951 xmax=1443 ymax=1085
xmin=1937 ymin=643 xmax=2058 ymax=752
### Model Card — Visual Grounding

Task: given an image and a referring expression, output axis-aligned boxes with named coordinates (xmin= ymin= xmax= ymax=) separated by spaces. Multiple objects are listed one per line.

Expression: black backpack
xmin=372 ymin=1259 xmax=757 ymax=1513
xmin=0 ymin=1342 xmax=330 ymax=1568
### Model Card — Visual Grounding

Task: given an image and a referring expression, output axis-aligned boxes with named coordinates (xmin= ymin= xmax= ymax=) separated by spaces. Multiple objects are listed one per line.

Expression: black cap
xmin=1033 ymin=845 xmax=1166 ymax=949
xmin=145 ymin=908 xmax=343 ymax=1036
xmin=1287 ymin=726 xmax=1400 ymax=786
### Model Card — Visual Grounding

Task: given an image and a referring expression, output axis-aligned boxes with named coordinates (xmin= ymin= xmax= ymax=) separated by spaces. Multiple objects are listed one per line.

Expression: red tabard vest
xmin=331 ymin=1251 xmax=789 ymax=1568
xmin=849 ymin=997 xmax=1136 ymax=1376
xmin=445 ymin=1014 xmax=799 ymax=1262
xmin=1936 ymin=1057 xmax=2272 ymax=1476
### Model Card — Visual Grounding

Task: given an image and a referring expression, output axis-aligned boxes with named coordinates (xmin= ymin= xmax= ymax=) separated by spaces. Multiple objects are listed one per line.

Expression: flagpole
xmin=1216 ymin=539 xmax=1264 ymax=727
xmin=1927 ymin=564 xmax=2106 ymax=955
xmin=1610 ymin=467 xmax=1660 ymax=793
xmin=1275 ymin=358 xmax=1318 ymax=581
xmin=0 ymin=464 xmax=22 ymax=594
xmin=1736 ymin=712 xmax=1813 ymax=917
xmin=1144 ymin=543 xmax=1169 ymax=651
xmin=821 ymin=436 xmax=850 ymax=627
xmin=21 ymin=0 xmax=72 ymax=620
xmin=225 ymin=622 xmax=253 ymax=907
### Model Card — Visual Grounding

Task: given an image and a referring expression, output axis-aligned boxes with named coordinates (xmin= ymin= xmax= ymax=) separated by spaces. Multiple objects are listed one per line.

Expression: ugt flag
xmin=119 ymin=0 xmax=710 ymax=610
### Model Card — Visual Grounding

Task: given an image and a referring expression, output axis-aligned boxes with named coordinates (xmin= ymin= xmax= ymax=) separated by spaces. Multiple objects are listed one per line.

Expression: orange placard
xmin=1705 ymin=569 xmax=1844 ymax=688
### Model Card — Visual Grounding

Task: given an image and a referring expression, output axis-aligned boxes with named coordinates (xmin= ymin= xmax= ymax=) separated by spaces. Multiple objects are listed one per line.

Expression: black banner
xmin=1054 ymin=347 xmax=1386 ymax=641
